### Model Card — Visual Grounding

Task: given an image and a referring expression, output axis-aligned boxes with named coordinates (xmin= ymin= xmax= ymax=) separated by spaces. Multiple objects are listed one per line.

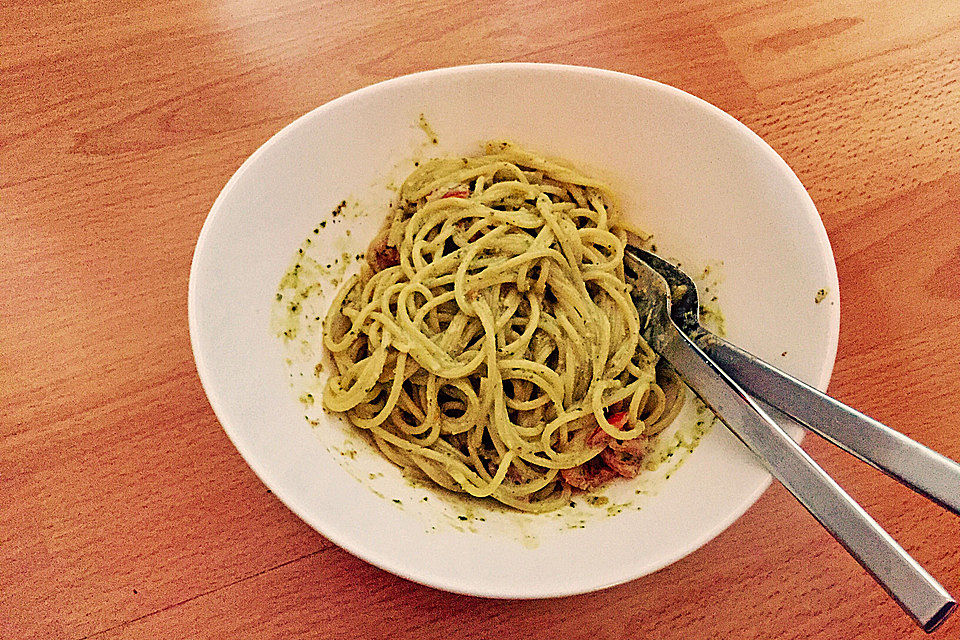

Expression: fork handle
xmin=698 ymin=333 xmax=960 ymax=517
xmin=659 ymin=325 xmax=955 ymax=632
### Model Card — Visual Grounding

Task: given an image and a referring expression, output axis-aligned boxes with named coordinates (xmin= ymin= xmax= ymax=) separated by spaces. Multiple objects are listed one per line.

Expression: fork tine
xmin=624 ymin=242 xmax=701 ymax=333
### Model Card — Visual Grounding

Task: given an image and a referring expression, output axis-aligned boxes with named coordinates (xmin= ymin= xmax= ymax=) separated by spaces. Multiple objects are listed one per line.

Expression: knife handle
xmin=660 ymin=325 xmax=955 ymax=632
xmin=700 ymin=333 xmax=960 ymax=517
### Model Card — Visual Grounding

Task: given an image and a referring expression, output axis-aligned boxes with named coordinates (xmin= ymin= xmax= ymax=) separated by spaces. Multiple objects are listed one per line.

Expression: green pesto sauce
xmin=417 ymin=112 xmax=439 ymax=144
xmin=272 ymin=165 xmax=727 ymax=539
xmin=643 ymin=397 xmax=717 ymax=474
xmin=585 ymin=495 xmax=609 ymax=506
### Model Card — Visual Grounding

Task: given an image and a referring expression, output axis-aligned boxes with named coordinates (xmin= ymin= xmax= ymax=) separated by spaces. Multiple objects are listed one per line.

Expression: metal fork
xmin=623 ymin=246 xmax=956 ymax=633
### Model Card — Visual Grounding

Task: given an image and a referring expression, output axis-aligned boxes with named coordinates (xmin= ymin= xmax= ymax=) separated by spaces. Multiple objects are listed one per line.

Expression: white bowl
xmin=189 ymin=63 xmax=839 ymax=597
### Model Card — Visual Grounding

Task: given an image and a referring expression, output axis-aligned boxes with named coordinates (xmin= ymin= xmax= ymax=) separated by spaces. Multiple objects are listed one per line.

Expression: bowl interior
xmin=189 ymin=64 xmax=839 ymax=597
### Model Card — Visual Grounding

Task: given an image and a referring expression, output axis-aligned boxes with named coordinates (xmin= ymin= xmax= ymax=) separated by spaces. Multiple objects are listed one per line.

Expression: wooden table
xmin=5 ymin=1 xmax=960 ymax=638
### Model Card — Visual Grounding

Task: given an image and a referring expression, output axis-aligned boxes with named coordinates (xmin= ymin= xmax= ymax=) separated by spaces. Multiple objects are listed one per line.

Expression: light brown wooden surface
xmin=4 ymin=1 xmax=960 ymax=638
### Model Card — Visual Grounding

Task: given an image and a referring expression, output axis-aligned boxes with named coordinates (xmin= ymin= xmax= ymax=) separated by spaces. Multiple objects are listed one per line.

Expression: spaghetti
xmin=322 ymin=142 xmax=684 ymax=511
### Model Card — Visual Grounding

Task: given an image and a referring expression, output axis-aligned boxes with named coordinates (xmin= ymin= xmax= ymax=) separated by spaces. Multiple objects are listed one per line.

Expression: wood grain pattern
xmin=3 ymin=0 xmax=959 ymax=638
